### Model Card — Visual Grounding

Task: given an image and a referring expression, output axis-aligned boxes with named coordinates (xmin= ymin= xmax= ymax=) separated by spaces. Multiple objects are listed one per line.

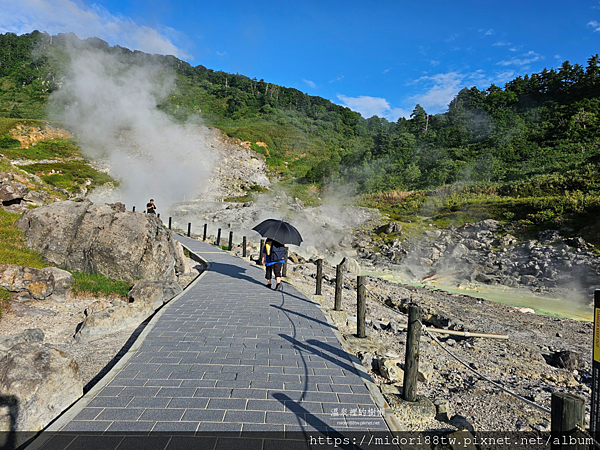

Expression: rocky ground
xmin=281 ymin=258 xmax=593 ymax=433
xmin=0 ymin=292 xmax=142 ymax=391
xmin=353 ymin=219 xmax=600 ymax=304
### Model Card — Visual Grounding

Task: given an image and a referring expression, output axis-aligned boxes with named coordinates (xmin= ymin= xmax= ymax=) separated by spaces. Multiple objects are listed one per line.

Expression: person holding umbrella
xmin=262 ymin=239 xmax=286 ymax=290
xmin=253 ymin=219 xmax=303 ymax=291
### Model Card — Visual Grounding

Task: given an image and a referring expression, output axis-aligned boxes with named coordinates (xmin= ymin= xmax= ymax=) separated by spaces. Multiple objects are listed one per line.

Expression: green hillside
xmin=1 ymin=31 xmax=600 ymax=244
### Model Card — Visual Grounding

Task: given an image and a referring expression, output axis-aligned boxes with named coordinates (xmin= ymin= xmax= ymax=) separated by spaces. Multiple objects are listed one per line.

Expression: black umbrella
xmin=252 ymin=219 xmax=303 ymax=246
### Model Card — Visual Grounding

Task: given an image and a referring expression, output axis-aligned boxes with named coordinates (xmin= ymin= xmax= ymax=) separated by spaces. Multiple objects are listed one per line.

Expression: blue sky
xmin=2 ymin=0 xmax=600 ymax=120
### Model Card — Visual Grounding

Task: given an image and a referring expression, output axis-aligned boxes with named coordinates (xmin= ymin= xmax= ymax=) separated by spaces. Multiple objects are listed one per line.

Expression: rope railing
xmin=320 ymin=259 xmax=590 ymax=436
xmin=417 ymin=319 xmax=551 ymax=414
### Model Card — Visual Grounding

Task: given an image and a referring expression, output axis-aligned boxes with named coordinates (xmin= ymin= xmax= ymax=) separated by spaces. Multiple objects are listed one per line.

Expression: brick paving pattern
xmin=38 ymin=235 xmax=392 ymax=449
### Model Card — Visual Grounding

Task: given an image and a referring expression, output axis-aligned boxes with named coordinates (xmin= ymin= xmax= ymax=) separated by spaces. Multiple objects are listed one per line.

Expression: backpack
xmin=270 ymin=242 xmax=285 ymax=261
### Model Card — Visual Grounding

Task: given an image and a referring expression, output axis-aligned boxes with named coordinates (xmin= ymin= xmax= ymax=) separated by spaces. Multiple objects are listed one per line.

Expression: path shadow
xmin=207 ymin=262 xmax=271 ymax=289
xmin=208 ymin=263 xmax=327 ymax=305
xmin=278 ymin=335 xmax=368 ymax=382
xmin=271 ymin=393 xmax=356 ymax=447
xmin=0 ymin=395 xmax=18 ymax=450
xmin=270 ymin=305 xmax=333 ymax=329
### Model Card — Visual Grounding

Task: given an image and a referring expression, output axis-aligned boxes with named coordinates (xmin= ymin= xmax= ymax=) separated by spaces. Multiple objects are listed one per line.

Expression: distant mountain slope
xmin=1 ymin=31 xmax=599 ymax=240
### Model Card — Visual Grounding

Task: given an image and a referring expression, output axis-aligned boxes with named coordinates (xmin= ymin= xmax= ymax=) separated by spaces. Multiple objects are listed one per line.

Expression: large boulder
xmin=0 ymin=342 xmax=82 ymax=433
xmin=551 ymin=350 xmax=585 ymax=370
xmin=41 ymin=267 xmax=74 ymax=295
xmin=0 ymin=264 xmax=55 ymax=300
xmin=0 ymin=172 xmax=28 ymax=205
xmin=385 ymin=222 xmax=402 ymax=234
xmin=76 ymin=304 xmax=152 ymax=340
xmin=0 ymin=329 xmax=44 ymax=358
xmin=127 ymin=279 xmax=183 ymax=311
xmin=76 ymin=280 xmax=183 ymax=340
xmin=16 ymin=200 xmax=186 ymax=283
xmin=340 ymin=257 xmax=361 ymax=275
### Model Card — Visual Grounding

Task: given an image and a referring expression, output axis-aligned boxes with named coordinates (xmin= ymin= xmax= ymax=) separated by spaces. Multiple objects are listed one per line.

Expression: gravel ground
xmin=284 ymin=260 xmax=593 ymax=434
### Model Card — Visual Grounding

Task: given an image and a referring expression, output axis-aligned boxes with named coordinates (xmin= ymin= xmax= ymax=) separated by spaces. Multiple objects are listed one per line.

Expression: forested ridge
xmin=1 ymin=31 xmax=600 ymax=241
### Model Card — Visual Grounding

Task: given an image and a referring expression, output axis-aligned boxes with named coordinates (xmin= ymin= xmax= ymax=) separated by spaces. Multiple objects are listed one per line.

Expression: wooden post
xmin=259 ymin=239 xmax=265 ymax=265
xmin=551 ymin=392 xmax=586 ymax=450
xmin=216 ymin=228 xmax=221 ymax=246
xmin=187 ymin=223 xmax=191 ymax=237
xmin=316 ymin=259 xmax=323 ymax=295
xmin=402 ymin=304 xmax=422 ymax=402
xmin=203 ymin=224 xmax=207 ymax=241
xmin=242 ymin=236 xmax=247 ymax=257
xmin=282 ymin=247 xmax=288 ymax=277
xmin=334 ymin=263 xmax=343 ymax=311
xmin=168 ymin=217 xmax=171 ymax=230
xmin=228 ymin=231 xmax=233 ymax=251
xmin=357 ymin=276 xmax=366 ymax=338
xmin=132 ymin=206 xmax=135 ymax=212
xmin=157 ymin=213 xmax=160 ymax=219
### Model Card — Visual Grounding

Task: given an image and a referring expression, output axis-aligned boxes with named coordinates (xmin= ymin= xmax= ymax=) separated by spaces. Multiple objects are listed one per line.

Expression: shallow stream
xmin=363 ymin=271 xmax=593 ymax=321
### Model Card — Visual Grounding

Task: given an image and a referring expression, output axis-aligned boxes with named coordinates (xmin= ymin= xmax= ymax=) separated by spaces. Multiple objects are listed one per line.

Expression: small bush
xmin=0 ymin=209 xmax=47 ymax=267
xmin=21 ymin=161 xmax=116 ymax=193
xmin=71 ymin=272 xmax=133 ymax=299
xmin=0 ymin=135 xmax=21 ymax=149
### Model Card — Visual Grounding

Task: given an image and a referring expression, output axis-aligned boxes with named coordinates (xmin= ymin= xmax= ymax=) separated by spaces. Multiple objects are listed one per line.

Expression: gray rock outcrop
xmin=0 ymin=329 xmax=44 ymax=358
xmin=385 ymin=222 xmax=402 ymax=234
xmin=41 ymin=267 xmax=74 ymax=295
xmin=0 ymin=342 xmax=82 ymax=433
xmin=0 ymin=264 xmax=55 ymax=300
xmin=127 ymin=279 xmax=183 ymax=311
xmin=76 ymin=304 xmax=152 ymax=340
xmin=0 ymin=171 xmax=28 ymax=208
xmin=16 ymin=200 xmax=186 ymax=283
xmin=340 ymin=257 xmax=361 ymax=275
xmin=351 ymin=219 xmax=600 ymax=298
xmin=76 ymin=280 xmax=183 ymax=340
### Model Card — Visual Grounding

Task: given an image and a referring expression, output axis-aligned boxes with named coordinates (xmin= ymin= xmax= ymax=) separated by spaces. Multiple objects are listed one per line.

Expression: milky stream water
xmin=363 ymin=271 xmax=593 ymax=321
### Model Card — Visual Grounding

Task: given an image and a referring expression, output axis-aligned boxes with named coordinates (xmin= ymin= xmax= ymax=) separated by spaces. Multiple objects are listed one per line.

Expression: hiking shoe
xmin=275 ymin=283 xmax=281 ymax=291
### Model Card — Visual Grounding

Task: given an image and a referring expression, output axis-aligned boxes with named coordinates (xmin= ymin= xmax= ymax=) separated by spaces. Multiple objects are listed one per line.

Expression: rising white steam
xmin=48 ymin=45 xmax=213 ymax=211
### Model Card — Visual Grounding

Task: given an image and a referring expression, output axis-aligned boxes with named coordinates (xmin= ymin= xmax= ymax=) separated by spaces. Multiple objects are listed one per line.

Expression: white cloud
xmin=383 ymin=68 xmax=391 ymax=74
xmin=407 ymin=69 xmax=518 ymax=114
xmin=485 ymin=29 xmax=495 ymax=36
xmin=445 ymin=33 xmax=459 ymax=42
xmin=0 ymin=0 xmax=190 ymax=59
xmin=216 ymin=51 xmax=227 ymax=56
xmin=588 ymin=20 xmax=600 ymax=32
xmin=497 ymin=50 xmax=544 ymax=66
xmin=329 ymin=75 xmax=344 ymax=83
xmin=410 ymin=72 xmax=464 ymax=112
xmin=337 ymin=94 xmax=410 ymax=121
xmin=493 ymin=41 xmax=511 ymax=47
xmin=303 ymin=79 xmax=317 ymax=89
xmin=509 ymin=46 xmax=520 ymax=52
xmin=554 ymin=54 xmax=562 ymax=60
xmin=429 ymin=60 xmax=440 ymax=67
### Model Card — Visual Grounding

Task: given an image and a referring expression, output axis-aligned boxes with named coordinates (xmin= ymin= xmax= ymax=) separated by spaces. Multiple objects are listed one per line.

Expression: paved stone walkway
xmin=35 ymin=235 xmax=394 ymax=449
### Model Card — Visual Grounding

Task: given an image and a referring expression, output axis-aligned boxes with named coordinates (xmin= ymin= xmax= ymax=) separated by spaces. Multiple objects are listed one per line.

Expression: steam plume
xmin=48 ymin=43 xmax=213 ymax=211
